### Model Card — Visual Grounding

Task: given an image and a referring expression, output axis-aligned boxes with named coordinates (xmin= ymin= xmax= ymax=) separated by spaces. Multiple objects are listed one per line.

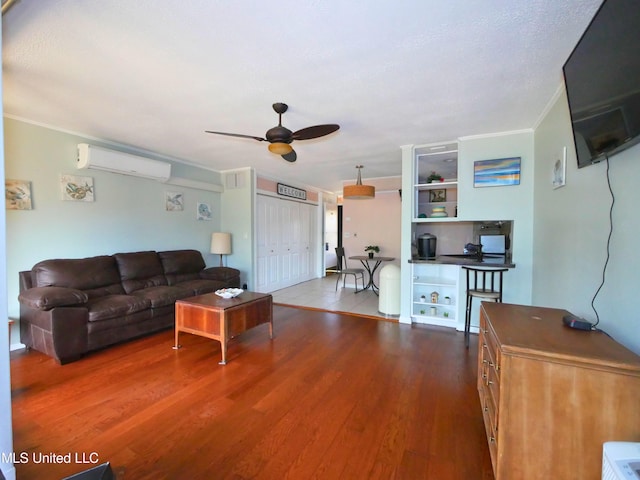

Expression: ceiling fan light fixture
xmin=268 ymin=142 xmax=293 ymax=155
xmin=343 ymin=165 xmax=375 ymax=199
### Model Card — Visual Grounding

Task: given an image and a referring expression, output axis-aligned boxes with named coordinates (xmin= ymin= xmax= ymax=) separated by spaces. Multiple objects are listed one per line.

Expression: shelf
xmin=412 ymin=314 xmax=457 ymax=327
xmin=414 ymin=216 xmax=459 ymax=223
xmin=413 ymin=277 xmax=456 ymax=286
xmin=415 ymin=180 xmax=458 ymax=190
xmin=414 ymin=283 xmax=456 ymax=290
xmin=418 ymin=201 xmax=457 ymax=206
xmin=413 ymin=301 xmax=455 ymax=307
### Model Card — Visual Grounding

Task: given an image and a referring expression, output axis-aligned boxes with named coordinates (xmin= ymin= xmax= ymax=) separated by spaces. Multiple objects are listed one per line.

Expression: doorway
xmin=324 ymin=203 xmax=338 ymax=274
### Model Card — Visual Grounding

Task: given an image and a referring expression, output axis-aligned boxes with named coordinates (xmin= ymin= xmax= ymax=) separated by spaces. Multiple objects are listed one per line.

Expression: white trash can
xmin=378 ymin=264 xmax=400 ymax=316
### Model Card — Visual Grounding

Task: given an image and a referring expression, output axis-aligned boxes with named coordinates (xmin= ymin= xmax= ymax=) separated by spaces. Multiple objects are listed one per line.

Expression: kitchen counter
xmin=409 ymin=254 xmax=516 ymax=268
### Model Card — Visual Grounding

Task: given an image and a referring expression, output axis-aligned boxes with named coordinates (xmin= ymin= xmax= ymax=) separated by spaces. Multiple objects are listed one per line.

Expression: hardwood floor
xmin=10 ymin=306 xmax=493 ymax=479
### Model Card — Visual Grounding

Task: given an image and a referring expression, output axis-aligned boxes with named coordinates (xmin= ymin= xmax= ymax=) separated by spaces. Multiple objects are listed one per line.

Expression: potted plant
xmin=364 ymin=245 xmax=379 ymax=258
xmin=426 ymin=171 xmax=444 ymax=183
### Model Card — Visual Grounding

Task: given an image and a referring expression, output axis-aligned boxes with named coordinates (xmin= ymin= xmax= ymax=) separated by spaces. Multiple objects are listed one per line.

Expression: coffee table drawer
xmin=176 ymin=303 xmax=223 ymax=335
xmin=226 ymin=299 xmax=272 ymax=337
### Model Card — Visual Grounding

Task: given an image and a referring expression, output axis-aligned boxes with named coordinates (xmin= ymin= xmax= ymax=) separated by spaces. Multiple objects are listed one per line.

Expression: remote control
xmin=562 ymin=314 xmax=593 ymax=331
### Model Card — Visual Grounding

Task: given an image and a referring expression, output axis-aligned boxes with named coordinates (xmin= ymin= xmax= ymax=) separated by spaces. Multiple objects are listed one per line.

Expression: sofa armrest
xmin=20 ymin=305 xmax=89 ymax=364
xmin=18 ymin=286 xmax=89 ymax=311
xmin=200 ymin=267 xmax=240 ymax=286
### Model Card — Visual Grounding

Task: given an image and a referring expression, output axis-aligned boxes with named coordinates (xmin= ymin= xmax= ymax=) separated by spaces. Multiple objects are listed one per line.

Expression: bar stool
xmin=462 ymin=266 xmax=508 ymax=348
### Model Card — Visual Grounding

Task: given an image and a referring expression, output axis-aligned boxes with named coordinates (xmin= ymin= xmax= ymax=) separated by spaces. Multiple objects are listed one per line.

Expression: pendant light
xmin=343 ymin=165 xmax=375 ymax=199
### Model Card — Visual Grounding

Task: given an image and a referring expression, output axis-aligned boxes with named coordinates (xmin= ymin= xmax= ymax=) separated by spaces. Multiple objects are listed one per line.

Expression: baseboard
xmin=9 ymin=342 xmax=25 ymax=352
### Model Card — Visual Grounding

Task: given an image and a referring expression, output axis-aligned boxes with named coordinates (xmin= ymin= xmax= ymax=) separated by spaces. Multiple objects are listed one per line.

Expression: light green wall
xmin=457 ymin=131 xmax=535 ymax=326
xmin=220 ymin=168 xmax=254 ymax=289
xmin=4 ymin=118 xmax=224 ymax=323
xmin=0 ymin=23 xmax=16 ymax=477
xmin=533 ymin=90 xmax=640 ymax=354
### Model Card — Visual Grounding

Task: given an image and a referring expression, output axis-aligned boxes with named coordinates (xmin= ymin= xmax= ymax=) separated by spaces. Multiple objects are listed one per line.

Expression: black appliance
xmin=563 ymin=0 xmax=640 ymax=169
xmin=417 ymin=233 xmax=437 ymax=259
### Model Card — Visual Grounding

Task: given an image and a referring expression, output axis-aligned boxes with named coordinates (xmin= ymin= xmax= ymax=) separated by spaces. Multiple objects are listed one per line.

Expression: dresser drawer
xmin=480 ymin=387 xmax=498 ymax=473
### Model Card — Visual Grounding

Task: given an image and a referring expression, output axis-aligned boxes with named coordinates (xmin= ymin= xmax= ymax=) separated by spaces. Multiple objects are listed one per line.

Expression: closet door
xmin=298 ymin=203 xmax=313 ymax=280
xmin=256 ymin=196 xmax=280 ymax=292
xmin=278 ymin=200 xmax=295 ymax=287
xmin=256 ymin=195 xmax=317 ymax=292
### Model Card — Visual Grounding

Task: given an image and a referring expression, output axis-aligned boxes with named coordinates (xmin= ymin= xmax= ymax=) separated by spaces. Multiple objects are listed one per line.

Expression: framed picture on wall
xmin=5 ymin=179 xmax=32 ymax=210
xmin=553 ymin=147 xmax=567 ymax=189
xmin=197 ymin=202 xmax=212 ymax=220
xmin=165 ymin=191 xmax=184 ymax=211
xmin=474 ymin=157 xmax=521 ymax=187
xmin=61 ymin=174 xmax=94 ymax=202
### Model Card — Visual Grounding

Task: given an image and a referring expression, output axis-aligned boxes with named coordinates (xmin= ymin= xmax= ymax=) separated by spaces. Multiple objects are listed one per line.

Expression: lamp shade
xmin=343 ymin=183 xmax=376 ymax=199
xmin=343 ymin=165 xmax=375 ymax=199
xmin=210 ymin=232 xmax=232 ymax=255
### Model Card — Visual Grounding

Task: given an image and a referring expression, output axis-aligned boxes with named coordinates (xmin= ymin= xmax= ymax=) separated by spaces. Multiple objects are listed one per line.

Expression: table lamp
xmin=210 ymin=232 xmax=231 ymax=267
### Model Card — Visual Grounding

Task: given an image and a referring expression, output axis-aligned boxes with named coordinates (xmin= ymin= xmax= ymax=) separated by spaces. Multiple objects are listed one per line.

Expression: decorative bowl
xmin=215 ymin=288 xmax=243 ymax=299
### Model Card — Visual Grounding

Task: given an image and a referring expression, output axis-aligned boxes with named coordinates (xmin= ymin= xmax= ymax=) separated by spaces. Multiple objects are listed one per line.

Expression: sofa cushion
xmin=200 ymin=266 xmax=240 ymax=285
xmin=158 ymin=249 xmax=206 ymax=285
xmin=31 ymin=256 xmax=124 ymax=297
xmin=86 ymin=294 xmax=151 ymax=322
xmin=114 ymin=251 xmax=168 ymax=294
xmin=18 ymin=286 xmax=88 ymax=310
xmin=174 ymin=279 xmax=224 ymax=296
xmin=131 ymin=285 xmax=193 ymax=308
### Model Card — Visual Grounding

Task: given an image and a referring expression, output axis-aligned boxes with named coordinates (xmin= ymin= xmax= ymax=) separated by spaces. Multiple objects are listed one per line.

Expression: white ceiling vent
xmin=77 ymin=144 xmax=171 ymax=182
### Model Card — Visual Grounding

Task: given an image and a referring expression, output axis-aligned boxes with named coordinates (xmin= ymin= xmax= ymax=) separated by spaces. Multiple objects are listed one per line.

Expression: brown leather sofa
xmin=17 ymin=249 xmax=240 ymax=364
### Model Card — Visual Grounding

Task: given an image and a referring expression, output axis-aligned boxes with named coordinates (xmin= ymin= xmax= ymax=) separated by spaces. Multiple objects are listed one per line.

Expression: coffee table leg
xmin=172 ymin=328 xmax=181 ymax=350
xmin=219 ymin=340 xmax=227 ymax=365
xmin=219 ymin=315 xmax=227 ymax=365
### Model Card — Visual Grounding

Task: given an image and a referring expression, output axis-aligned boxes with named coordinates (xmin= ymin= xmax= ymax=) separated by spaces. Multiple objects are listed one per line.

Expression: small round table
xmin=348 ymin=255 xmax=395 ymax=294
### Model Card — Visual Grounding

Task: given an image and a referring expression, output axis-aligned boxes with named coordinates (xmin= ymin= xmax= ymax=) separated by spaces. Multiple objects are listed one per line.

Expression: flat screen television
xmin=563 ymin=0 xmax=640 ymax=168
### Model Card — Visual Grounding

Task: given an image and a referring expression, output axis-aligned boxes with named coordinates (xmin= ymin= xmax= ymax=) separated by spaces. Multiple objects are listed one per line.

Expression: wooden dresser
xmin=477 ymin=302 xmax=640 ymax=480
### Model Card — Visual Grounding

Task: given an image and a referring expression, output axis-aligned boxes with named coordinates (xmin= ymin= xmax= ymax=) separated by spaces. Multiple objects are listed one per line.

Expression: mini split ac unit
xmin=602 ymin=442 xmax=640 ymax=480
xmin=77 ymin=144 xmax=171 ymax=182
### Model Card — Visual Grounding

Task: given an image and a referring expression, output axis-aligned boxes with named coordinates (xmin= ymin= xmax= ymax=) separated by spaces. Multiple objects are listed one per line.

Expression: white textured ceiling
xmin=2 ymin=0 xmax=602 ymax=193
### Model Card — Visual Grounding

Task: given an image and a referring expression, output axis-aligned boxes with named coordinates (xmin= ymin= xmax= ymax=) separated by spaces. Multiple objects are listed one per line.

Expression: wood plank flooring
xmin=10 ymin=305 xmax=493 ymax=479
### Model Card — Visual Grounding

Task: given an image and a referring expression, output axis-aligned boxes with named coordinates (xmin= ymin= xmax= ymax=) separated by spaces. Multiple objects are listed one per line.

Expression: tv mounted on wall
xmin=563 ymin=0 xmax=640 ymax=169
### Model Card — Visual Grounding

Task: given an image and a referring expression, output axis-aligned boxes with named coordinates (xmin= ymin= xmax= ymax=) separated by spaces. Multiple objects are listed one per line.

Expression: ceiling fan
xmin=205 ymin=103 xmax=340 ymax=162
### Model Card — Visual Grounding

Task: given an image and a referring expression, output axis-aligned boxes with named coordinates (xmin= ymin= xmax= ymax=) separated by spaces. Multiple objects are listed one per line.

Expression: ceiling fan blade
xmin=205 ymin=131 xmax=265 ymax=142
xmin=291 ymin=124 xmax=340 ymax=141
xmin=281 ymin=149 xmax=297 ymax=162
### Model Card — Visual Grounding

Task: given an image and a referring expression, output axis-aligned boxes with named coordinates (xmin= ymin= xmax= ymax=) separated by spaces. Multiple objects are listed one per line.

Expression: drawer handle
xmin=488 ymin=380 xmax=494 ymax=385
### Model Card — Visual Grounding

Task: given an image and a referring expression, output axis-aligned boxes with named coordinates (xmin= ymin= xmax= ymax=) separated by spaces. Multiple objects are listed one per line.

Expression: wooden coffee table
xmin=173 ymin=291 xmax=273 ymax=365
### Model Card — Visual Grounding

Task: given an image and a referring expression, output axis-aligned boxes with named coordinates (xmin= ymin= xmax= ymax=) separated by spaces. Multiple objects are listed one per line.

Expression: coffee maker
xmin=417 ymin=233 xmax=437 ymax=259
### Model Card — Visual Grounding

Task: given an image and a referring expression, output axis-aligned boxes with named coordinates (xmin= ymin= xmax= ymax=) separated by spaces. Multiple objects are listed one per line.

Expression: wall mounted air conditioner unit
xmin=602 ymin=442 xmax=640 ymax=480
xmin=77 ymin=144 xmax=171 ymax=182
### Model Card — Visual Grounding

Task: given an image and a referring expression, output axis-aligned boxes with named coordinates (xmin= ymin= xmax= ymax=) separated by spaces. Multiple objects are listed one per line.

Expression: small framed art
xmin=5 ymin=179 xmax=32 ymax=210
xmin=429 ymin=189 xmax=447 ymax=203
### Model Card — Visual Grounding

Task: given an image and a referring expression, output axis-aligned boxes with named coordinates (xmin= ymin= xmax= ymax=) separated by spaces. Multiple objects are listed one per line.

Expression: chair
xmin=334 ymin=247 xmax=365 ymax=292
xmin=462 ymin=266 xmax=508 ymax=348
